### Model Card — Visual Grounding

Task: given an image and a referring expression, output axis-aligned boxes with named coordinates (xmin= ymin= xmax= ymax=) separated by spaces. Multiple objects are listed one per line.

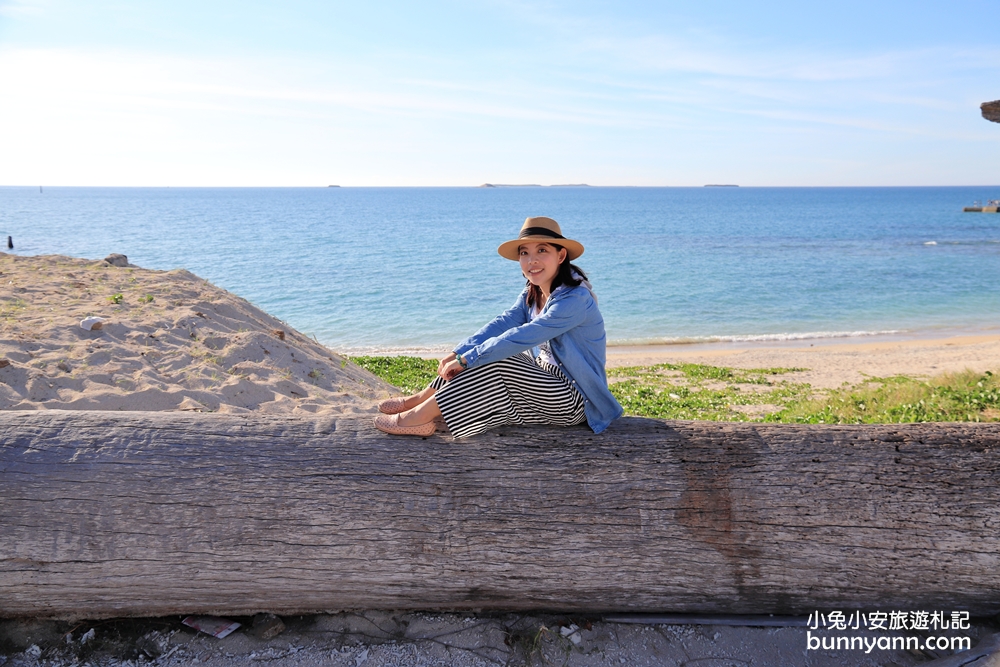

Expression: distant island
xmin=704 ymin=184 xmax=739 ymax=187
xmin=982 ymin=100 xmax=1000 ymax=123
xmin=479 ymin=183 xmax=590 ymax=188
xmin=328 ymin=185 xmax=340 ymax=188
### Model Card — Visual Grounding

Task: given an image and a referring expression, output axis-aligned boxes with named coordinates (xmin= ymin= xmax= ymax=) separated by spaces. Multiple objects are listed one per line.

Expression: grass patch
xmin=351 ymin=356 xmax=1000 ymax=423
xmin=350 ymin=356 xmax=437 ymax=394
xmin=770 ymin=369 xmax=1000 ymax=423
xmin=608 ymin=362 xmax=808 ymax=421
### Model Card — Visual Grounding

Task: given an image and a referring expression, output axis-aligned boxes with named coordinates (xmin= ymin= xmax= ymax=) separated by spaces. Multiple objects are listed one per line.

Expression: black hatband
xmin=519 ymin=227 xmax=564 ymax=240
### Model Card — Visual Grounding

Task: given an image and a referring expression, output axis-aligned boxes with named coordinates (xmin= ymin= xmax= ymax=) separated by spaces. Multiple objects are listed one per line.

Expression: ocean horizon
xmin=3 ymin=185 xmax=999 ymax=354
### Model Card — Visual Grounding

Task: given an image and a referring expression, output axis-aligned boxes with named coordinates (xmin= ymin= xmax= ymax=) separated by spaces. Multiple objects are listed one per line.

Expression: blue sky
xmin=0 ymin=0 xmax=997 ymax=186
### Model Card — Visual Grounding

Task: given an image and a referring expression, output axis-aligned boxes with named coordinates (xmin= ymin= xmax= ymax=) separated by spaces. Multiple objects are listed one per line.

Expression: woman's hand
xmin=440 ymin=358 xmax=465 ymax=380
xmin=437 ymin=352 xmax=457 ymax=378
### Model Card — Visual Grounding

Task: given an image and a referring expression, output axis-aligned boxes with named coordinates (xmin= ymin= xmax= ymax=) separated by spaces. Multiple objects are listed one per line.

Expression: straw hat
xmin=497 ymin=216 xmax=585 ymax=261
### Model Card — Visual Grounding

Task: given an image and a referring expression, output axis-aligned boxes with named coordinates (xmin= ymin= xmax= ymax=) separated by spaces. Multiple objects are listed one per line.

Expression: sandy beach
xmin=2 ymin=252 xmax=995 ymax=667
xmin=607 ymin=333 xmax=1000 ymax=389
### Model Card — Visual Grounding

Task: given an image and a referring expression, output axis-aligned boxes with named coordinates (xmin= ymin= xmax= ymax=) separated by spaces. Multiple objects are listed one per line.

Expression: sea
xmin=2 ymin=186 xmax=999 ymax=354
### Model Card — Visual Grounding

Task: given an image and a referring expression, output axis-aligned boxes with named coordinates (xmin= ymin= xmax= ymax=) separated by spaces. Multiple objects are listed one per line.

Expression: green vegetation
xmin=139 ymin=293 xmax=155 ymax=303
xmin=108 ymin=293 xmax=124 ymax=304
xmin=608 ymin=362 xmax=807 ymax=421
xmin=772 ymin=370 xmax=1000 ymax=424
xmin=350 ymin=356 xmax=437 ymax=394
xmin=351 ymin=356 xmax=1000 ymax=424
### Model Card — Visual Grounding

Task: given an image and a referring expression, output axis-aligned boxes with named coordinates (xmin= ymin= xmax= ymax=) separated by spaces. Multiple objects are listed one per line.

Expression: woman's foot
xmin=373 ymin=413 xmax=436 ymax=436
xmin=378 ymin=386 xmax=435 ymax=414
xmin=377 ymin=396 xmax=409 ymax=414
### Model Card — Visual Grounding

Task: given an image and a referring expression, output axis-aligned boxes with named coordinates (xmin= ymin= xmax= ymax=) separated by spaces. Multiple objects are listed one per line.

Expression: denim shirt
xmin=453 ymin=284 xmax=624 ymax=434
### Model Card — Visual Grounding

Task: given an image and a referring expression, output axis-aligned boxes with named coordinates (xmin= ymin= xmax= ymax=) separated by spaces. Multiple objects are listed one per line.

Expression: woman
xmin=374 ymin=216 xmax=623 ymax=438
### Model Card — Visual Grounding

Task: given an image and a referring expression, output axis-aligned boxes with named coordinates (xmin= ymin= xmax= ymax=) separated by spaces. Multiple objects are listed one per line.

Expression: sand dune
xmin=0 ymin=253 xmax=395 ymax=415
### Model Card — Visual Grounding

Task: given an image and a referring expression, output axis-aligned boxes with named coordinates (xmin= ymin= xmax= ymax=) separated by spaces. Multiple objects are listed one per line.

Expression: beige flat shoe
xmin=378 ymin=397 xmax=408 ymax=414
xmin=373 ymin=413 xmax=436 ymax=437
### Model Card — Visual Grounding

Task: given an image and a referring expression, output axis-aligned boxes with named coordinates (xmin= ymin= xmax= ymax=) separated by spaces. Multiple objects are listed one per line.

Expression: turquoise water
xmin=2 ymin=186 xmax=999 ymax=353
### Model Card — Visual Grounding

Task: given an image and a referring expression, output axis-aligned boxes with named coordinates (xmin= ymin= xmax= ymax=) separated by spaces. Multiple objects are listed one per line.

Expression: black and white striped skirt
xmin=430 ymin=352 xmax=587 ymax=438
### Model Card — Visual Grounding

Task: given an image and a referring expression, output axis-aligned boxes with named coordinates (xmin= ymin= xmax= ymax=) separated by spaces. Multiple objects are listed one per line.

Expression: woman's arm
xmin=452 ymin=290 xmax=529 ymax=356
xmin=461 ymin=288 xmax=590 ymax=368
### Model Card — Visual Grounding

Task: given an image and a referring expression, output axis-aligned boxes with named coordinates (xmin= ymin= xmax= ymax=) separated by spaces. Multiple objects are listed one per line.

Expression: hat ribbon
xmin=519 ymin=227 xmax=565 ymax=240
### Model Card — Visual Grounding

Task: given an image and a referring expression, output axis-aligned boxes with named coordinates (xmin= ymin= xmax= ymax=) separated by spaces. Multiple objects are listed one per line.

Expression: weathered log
xmin=2 ymin=410 xmax=1000 ymax=619
xmin=983 ymin=100 xmax=1000 ymax=123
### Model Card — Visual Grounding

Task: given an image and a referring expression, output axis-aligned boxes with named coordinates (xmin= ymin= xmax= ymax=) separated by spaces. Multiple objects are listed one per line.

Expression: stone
xmin=135 ymin=633 xmax=162 ymax=658
xmin=80 ymin=316 xmax=106 ymax=331
xmin=251 ymin=613 xmax=286 ymax=640
xmin=982 ymin=100 xmax=1000 ymax=124
xmin=104 ymin=253 xmax=129 ymax=267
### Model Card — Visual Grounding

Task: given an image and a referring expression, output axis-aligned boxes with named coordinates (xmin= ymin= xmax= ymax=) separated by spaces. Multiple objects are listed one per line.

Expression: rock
xmin=272 ymin=329 xmax=286 ymax=341
xmin=560 ymin=624 xmax=582 ymax=644
xmin=104 ymin=253 xmax=129 ymax=267
xmin=135 ymin=634 xmax=162 ymax=658
xmin=251 ymin=613 xmax=286 ymax=639
xmin=57 ymin=361 xmax=70 ymax=372
xmin=0 ymin=360 xmax=9 ymax=369
xmin=983 ymin=100 xmax=1000 ymax=124
xmin=80 ymin=316 xmax=106 ymax=331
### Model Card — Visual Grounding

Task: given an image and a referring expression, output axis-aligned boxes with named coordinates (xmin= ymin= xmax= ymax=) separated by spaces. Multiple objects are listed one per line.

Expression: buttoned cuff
xmin=461 ymin=347 xmax=481 ymax=368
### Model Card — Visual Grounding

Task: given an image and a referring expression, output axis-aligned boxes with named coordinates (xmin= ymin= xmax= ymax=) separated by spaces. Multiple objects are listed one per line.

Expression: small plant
xmin=139 ymin=294 xmax=154 ymax=303
xmin=308 ymin=369 xmax=323 ymax=383
xmin=504 ymin=623 xmax=552 ymax=665
xmin=108 ymin=293 xmax=124 ymax=304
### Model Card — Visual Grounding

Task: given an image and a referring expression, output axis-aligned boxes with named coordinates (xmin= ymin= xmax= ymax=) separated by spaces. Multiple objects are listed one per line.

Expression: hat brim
xmin=497 ymin=236 xmax=584 ymax=261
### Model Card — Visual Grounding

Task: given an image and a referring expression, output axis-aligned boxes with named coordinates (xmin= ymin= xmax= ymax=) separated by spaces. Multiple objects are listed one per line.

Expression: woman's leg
xmin=400 ymin=384 xmax=436 ymax=410
xmin=433 ymin=353 xmax=564 ymax=438
xmin=378 ymin=384 xmax=437 ymax=413
xmin=396 ymin=395 xmax=442 ymax=426
xmin=391 ymin=354 xmax=582 ymax=436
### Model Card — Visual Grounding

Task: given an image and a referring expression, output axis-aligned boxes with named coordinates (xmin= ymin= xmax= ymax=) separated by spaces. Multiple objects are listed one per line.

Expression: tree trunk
xmin=2 ymin=410 xmax=1000 ymax=619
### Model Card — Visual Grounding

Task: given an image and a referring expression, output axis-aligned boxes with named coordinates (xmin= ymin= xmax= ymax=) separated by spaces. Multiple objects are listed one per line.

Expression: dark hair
xmin=524 ymin=243 xmax=588 ymax=311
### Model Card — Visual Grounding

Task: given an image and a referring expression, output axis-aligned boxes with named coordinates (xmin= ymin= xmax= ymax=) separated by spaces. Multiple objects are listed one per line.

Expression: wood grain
xmin=2 ymin=410 xmax=999 ymax=619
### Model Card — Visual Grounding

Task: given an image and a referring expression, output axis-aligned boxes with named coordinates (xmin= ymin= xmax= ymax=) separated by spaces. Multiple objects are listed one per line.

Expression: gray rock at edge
xmin=104 ymin=254 xmax=129 ymax=267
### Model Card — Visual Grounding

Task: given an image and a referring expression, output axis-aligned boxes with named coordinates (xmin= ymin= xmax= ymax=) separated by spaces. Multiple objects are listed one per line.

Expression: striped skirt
xmin=430 ymin=352 xmax=587 ymax=438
